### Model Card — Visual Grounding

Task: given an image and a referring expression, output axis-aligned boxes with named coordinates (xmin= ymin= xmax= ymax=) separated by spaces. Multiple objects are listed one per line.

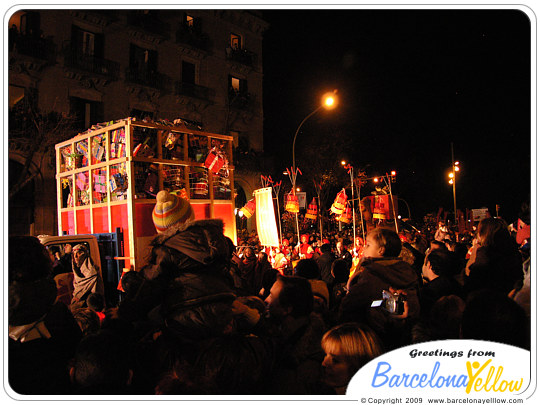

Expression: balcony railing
xmin=125 ymin=67 xmax=170 ymax=90
xmin=175 ymin=25 xmax=210 ymax=51
xmin=64 ymin=49 xmax=119 ymax=79
xmin=175 ymin=81 xmax=212 ymax=100
xmin=10 ymin=34 xmax=56 ymax=61
xmin=226 ymin=47 xmax=257 ymax=67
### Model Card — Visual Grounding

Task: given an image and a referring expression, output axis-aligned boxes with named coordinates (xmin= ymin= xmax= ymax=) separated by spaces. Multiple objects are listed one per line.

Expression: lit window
xmin=186 ymin=15 xmax=194 ymax=27
xmin=230 ymin=77 xmax=240 ymax=92
xmin=230 ymin=33 xmax=241 ymax=49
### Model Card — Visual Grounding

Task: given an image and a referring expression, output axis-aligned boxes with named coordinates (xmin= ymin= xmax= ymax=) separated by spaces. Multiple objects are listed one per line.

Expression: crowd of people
xmin=8 ymin=190 xmax=531 ymax=395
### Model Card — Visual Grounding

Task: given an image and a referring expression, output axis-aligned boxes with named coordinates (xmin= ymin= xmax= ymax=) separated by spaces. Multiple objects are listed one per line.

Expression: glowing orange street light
xmin=291 ymin=89 xmax=339 ymax=245
xmin=322 ymin=91 xmax=338 ymax=109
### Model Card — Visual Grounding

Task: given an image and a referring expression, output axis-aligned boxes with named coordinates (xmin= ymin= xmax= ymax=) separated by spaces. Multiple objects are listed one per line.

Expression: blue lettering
xmin=389 ymin=374 xmax=401 ymax=387
xmin=403 ymin=374 xmax=412 ymax=387
xmin=456 ymin=375 xmax=468 ymax=387
xmin=436 ymin=376 xmax=445 ymax=387
xmin=429 ymin=362 xmax=441 ymax=387
xmin=372 ymin=362 xmax=391 ymax=387
xmin=410 ymin=373 xmax=420 ymax=388
xmin=419 ymin=373 xmax=428 ymax=387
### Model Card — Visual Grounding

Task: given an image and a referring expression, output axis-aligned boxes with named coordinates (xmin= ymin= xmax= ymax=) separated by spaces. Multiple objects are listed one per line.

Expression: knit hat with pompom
xmin=152 ymin=190 xmax=194 ymax=233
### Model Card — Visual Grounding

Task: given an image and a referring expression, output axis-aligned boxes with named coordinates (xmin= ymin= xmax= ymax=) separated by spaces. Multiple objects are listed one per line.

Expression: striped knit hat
xmin=152 ymin=190 xmax=194 ymax=233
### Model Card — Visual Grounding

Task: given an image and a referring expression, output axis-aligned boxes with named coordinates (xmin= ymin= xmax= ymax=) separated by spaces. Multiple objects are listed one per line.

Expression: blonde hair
xmin=476 ymin=217 xmax=512 ymax=249
xmin=368 ymin=227 xmax=402 ymax=257
xmin=321 ymin=322 xmax=383 ymax=373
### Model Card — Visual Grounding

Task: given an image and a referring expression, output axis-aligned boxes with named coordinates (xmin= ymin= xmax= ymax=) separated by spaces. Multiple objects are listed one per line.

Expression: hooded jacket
xmin=339 ymin=257 xmax=420 ymax=324
xmin=143 ymin=219 xmax=235 ymax=282
xmin=123 ymin=219 xmax=236 ymax=330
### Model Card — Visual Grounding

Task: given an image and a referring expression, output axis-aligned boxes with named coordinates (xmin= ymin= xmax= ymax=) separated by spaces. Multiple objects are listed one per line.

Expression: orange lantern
xmin=285 ymin=193 xmax=299 ymax=213
xmin=372 ymin=195 xmax=388 ymax=220
xmin=338 ymin=205 xmax=352 ymax=223
xmin=240 ymin=198 xmax=256 ymax=218
xmin=305 ymin=198 xmax=318 ymax=220
xmin=331 ymin=189 xmax=348 ymax=215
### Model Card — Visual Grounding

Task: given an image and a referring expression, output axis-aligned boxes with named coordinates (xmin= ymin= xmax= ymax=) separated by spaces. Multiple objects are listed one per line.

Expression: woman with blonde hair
xmin=320 ymin=322 xmax=383 ymax=394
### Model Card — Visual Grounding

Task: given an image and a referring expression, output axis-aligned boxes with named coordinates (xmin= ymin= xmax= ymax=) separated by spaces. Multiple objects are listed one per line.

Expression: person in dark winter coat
xmin=237 ymin=247 xmax=257 ymax=295
xmin=419 ymin=249 xmax=463 ymax=318
xmin=339 ymin=228 xmax=420 ymax=350
xmin=335 ymin=240 xmax=353 ymax=271
xmin=464 ymin=218 xmax=523 ymax=296
xmin=264 ymin=275 xmax=326 ymax=394
xmin=316 ymin=243 xmax=335 ymax=286
xmin=9 ymin=236 xmax=82 ymax=395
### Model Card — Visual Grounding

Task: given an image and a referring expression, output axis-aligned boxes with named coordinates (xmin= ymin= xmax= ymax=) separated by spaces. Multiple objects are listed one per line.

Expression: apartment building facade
xmin=8 ymin=9 xmax=268 ymax=236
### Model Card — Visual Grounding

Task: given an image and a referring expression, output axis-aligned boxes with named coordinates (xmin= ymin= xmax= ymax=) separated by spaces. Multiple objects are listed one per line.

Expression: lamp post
xmin=448 ymin=143 xmax=459 ymax=227
xmin=290 ymin=90 xmax=338 ymax=246
xmin=341 ymin=161 xmax=361 ymax=243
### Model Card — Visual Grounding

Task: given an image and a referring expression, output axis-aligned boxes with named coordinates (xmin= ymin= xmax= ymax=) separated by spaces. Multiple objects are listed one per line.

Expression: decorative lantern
xmin=240 ymin=198 xmax=256 ymax=218
xmin=305 ymin=198 xmax=318 ymax=220
xmin=285 ymin=193 xmax=299 ymax=213
xmin=331 ymin=189 xmax=348 ymax=215
xmin=338 ymin=205 xmax=352 ymax=223
xmin=204 ymin=146 xmax=227 ymax=174
xmin=241 ymin=198 xmax=256 ymax=218
xmin=373 ymin=195 xmax=388 ymax=220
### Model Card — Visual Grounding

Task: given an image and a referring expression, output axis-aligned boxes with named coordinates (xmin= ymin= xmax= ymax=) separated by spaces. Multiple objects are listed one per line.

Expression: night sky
xmin=261 ymin=8 xmax=532 ymax=223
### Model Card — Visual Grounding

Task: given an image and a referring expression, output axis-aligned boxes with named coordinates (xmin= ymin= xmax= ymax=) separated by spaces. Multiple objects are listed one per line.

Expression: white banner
xmin=254 ymin=187 xmax=280 ymax=247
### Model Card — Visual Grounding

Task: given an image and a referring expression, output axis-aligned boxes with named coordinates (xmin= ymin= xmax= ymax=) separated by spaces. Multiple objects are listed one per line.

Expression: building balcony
xmin=226 ymin=47 xmax=257 ymax=67
xmin=228 ymin=90 xmax=255 ymax=110
xmin=63 ymin=48 xmax=119 ymax=79
xmin=9 ymin=34 xmax=56 ymax=62
xmin=125 ymin=67 xmax=170 ymax=90
xmin=126 ymin=11 xmax=170 ymax=40
xmin=175 ymin=81 xmax=213 ymax=100
xmin=175 ymin=25 xmax=210 ymax=51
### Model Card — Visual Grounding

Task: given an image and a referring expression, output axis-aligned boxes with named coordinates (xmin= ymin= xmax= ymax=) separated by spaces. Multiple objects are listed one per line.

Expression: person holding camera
xmin=338 ymin=227 xmax=420 ymax=351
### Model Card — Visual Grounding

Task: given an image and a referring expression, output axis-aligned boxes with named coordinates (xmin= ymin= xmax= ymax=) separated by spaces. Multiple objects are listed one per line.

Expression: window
xmin=20 ymin=11 xmax=40 ymax=36
xmin=129 ymin=44 xmax=157 ymax=75
xmin=71 ymin=25 xmax=104 ymax=58
xmin=230 ymin=33 xmax=241 ymax=50
xmin=228 ymin=75 xmax=247 ymax=95
xmin=82 ymin=31 xmax=95 ymax=56
xmin=182 ymin=61 xmax=196 ymax=84
xmin=185 ymin=15 xmax=194 ymax=27
xmin=70 ymin=97 xmax=103 ymax=132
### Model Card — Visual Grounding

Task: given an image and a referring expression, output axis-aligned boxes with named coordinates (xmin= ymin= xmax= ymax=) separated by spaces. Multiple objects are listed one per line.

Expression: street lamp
xmin=449 ymin=143 xmax=459 ymax=226
xmin=290 ymin=90 xmax=339 ymax=245
xmin=292 ymin=90 xmax=338 ymax=174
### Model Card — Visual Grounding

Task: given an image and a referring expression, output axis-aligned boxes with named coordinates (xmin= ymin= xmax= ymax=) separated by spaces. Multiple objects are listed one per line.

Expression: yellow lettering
xmin=465 ymin=361 xmax=524 ymax=394
xmin=474 ymin=377 xmax=484 ymax=391
xmin=482 ymin=366 xmax=495 ymax=392
xmin=466 ymin=360 xmax=492 ymax=394
xmin=492 ymin=366 xmax=504 ymax=392
xmin=509 ymin=379 xmax=523 ymax=392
